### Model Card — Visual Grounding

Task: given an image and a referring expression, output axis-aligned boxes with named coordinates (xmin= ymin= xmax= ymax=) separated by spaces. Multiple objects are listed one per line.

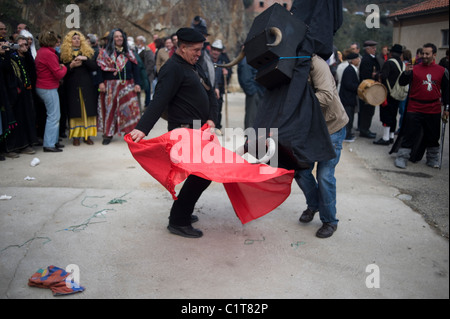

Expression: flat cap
xmin=176 ymin=27 xmax=205 ymax=43
xmin=364 ymin=40 xmax=377 ymax=47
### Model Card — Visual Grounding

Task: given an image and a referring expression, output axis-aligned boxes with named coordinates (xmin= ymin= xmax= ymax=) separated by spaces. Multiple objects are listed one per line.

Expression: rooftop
xmin=389 ymin=0 xmax=449 ymax=18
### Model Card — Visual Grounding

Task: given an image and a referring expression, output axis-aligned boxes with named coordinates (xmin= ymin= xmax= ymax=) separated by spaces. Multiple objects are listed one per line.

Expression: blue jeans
xmin=295 ymin=127 xmax=346 ymax=225
xmin=36 ymin=88 xmax=61 ymax=148
xmin=398 ymin=99 xmax=407 ymax=129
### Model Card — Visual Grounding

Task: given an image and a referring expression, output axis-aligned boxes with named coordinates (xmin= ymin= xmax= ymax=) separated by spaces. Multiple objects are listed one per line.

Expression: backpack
xmin=386 ymin=58 xmax=409 ymax=101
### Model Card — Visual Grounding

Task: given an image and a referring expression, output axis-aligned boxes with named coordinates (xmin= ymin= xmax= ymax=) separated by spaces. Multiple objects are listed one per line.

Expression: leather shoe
xmin=73 ymin=139 xmax=81 ymax=146
xmin=43 ymin=147 xmax=63 ymax=153
xmin=373 ymin=138 xmax=390 ymax=145
xmin=167 ymin=224 xmax=203 ymax=238
xmin=360 ymin=131 xmax=376 ymax=139
xmin=316 ymin=223 xmax=337 ymax=238
xmin=102 ymin=137 xmax=112 ymax=145
xmin=168 ymin=215 xmax=199 ymax=223
xmin=55 ymin=143 xmax=65 ymax=148
xmin=191 ymin=215 xmax=199 ymax=223
xmin=84 ymin=138 xmax=94 ymax=145
xmin=299 ymin=208 xmax=318 ymax=223
xmin=4 ymin=152 xmax=19 ymax=158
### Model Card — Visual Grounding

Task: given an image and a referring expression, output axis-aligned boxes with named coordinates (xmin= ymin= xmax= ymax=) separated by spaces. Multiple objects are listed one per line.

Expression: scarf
xmin=97 ymin=47 xmax=137 ymax=73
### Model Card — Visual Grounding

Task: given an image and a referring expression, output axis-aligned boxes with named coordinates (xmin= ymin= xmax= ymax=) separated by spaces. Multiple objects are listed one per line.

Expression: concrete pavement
xmin=346 ymin=106 xmax=449 ymax=239
xmin=0 ymin=92 xmax=448 ymax=299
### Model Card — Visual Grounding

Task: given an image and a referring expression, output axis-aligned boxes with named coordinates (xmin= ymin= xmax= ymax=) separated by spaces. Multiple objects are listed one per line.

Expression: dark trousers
xmin=401 ymin=112 xmax=441 ymax=150
xmin=380 ymin=95 xmax=400 ymax=132
xmin=169 ymin=175 xmax=212 ymax=226
xmin=344 ymin=105 xmax=356 ymax=138
xmin=359 ymin=99 xmax=375 ymax=133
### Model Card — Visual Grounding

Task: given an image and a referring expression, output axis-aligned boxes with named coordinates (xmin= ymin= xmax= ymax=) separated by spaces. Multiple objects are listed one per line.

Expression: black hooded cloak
xmin=251 ymin=0 xmax=343 ymax=170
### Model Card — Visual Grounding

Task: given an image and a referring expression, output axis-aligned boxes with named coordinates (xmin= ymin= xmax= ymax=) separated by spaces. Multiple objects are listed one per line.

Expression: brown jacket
xmin=156 ymin=48 xmax=170 ymax=74
xmin=309 ymin=54 xmax=349 ymax=135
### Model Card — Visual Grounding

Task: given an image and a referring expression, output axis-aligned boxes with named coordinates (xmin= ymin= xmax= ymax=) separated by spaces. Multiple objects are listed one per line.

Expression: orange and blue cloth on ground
xmin=28 ymin=265 xmax=85 ymax=296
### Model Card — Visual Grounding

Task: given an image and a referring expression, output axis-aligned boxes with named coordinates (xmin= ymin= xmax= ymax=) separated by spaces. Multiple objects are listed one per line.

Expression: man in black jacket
xmin=374 ymin=44 xmax=404 ymax=145
xmin=339 ymin=52 xmax=360 ymax=142
xmin=358 ymin=40 xmax=380 ymax=139
xmin=130 ymin=28 xmax=218 ymax=238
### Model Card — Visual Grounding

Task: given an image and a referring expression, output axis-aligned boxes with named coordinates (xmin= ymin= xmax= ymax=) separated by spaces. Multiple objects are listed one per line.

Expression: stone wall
xmin=7 ymin=0 xmax=254 ymax=56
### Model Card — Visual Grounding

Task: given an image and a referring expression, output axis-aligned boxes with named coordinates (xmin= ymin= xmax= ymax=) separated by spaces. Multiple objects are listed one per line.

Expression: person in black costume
xmin=129 ymin=28 xmax=218 ymax=239
xmin=3 ymin=36 xmax=38 ymax=156
xmin=374 ymin=44 xmax=404 ymax=145
xmin=0 ymin=36 xmax=18 ymax=159
xmin=251 ymin=0 xmax=343 ymax=170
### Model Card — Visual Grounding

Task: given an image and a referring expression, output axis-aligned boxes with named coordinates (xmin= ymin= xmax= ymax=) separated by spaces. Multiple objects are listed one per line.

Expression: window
xmin=259 ymin=1 xmax=264 ymax=8
xmin=441 ymin=29 xmax=449 ymax=48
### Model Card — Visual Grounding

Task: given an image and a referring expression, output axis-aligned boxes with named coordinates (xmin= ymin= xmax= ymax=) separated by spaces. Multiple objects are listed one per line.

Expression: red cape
xmin=124 ymin=126 xmax=294 ymax=224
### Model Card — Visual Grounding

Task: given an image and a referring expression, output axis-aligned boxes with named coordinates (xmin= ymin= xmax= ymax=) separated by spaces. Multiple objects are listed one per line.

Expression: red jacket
xmin=35 ymin=47 xmax=67 ymax=89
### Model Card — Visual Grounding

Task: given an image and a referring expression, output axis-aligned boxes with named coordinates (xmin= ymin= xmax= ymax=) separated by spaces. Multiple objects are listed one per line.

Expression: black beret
xmin=176 ymin=28 xmax=205 ymax=43
xmin=346 ymin=52 xmax=359 ymax=60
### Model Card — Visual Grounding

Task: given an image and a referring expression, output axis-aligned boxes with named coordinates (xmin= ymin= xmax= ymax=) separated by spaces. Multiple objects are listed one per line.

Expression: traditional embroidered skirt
xmin=69 ymin=88 xmax=97 ymax=139
xmin=98 ymin=80 xmax=141 ymax=137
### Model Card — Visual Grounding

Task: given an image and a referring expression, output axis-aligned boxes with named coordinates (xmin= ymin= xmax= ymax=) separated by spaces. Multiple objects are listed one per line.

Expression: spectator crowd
xmin=1 ymin=18 xmax=448 ymax=170
xmin=0 ymin=18 xmax=232 ymax=160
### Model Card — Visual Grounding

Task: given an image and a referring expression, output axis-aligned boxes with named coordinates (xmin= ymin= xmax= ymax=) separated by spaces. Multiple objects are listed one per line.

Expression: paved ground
xmin=0 ymin=92 xmax=448 ymax=299
xmin=349 ymin=106 xmax=449 ymax=239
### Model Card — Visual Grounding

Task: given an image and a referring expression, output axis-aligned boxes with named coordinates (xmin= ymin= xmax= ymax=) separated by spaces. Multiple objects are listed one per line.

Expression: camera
xmin=1 ymin=43 xmax=20 ymax=50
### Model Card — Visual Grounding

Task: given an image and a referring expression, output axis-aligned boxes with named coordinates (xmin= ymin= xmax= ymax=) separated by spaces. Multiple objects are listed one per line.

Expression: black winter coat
xmin=339 ymin=64 xmax=359 ymax=107
xmin=359 ymin=53 xmax=380 ymax=82
xmin=62 ymin=58 xmax=99 ymax=119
